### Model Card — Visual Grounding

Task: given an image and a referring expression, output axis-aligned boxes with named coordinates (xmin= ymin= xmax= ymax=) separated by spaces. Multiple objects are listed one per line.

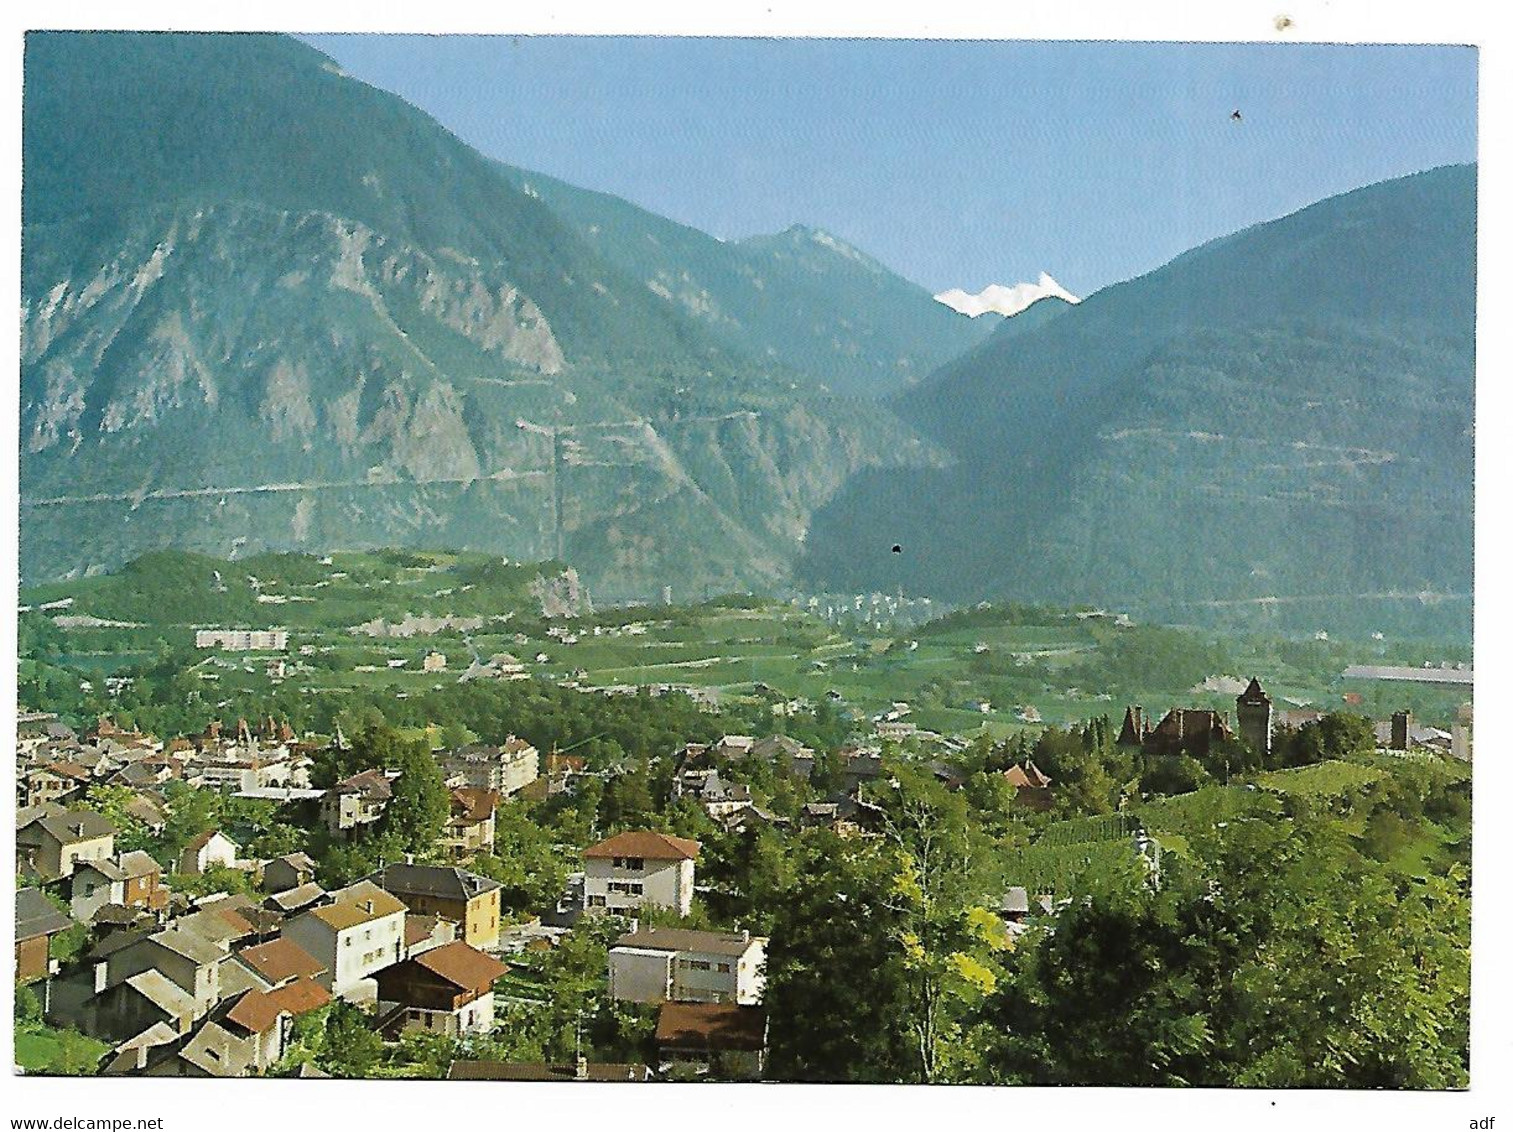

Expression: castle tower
xmin=1116 ymin=705 xmax=1146 ymax=748
xmin=1236 ymin=677 xmax=1272 ymax=760
xmin=1390 ymin=710 xmax=1412 ymax=751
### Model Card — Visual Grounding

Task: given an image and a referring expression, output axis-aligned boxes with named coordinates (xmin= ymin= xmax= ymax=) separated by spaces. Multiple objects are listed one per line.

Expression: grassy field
xmin=1255 ymin=760 xmax=1388 ymax=799
xmin=20 ymin=550 xmax=1473 ymax=736
xmin=14 ymin=1023 xmax=110 ymax=1075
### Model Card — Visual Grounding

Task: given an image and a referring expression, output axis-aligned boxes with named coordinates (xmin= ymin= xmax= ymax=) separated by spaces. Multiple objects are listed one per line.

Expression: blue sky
xmin=301 ymin=35 xmax=1476 ymax=296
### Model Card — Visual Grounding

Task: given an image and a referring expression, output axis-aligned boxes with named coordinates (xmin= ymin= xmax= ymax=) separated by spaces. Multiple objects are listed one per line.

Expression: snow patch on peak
xmin=934 ymin=274 xmax=1081 ymax=318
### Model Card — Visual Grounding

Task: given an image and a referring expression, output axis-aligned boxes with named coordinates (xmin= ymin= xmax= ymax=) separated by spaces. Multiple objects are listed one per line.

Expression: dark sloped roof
xmin=333 ymin=768 xmax=393 ymax=799
xmin=449 ymin=787 xmax=500 ymax=825
xmin=32 ymin=809 xmax=116 ymax=845
xmin=370 ymin=863 xmax=501 ymax=902
xmin=447 ymin=1060 xmax=651 ymax=1082
xmin=265 ymin=882 xmax=326 ymax=913
xmin=16 ymin=888 xmax=74 ymax=942
xmin=117 ymin=850 xmax=161 ymax=879
xmin=655 ymin=1003 xmax=767 ymax=1051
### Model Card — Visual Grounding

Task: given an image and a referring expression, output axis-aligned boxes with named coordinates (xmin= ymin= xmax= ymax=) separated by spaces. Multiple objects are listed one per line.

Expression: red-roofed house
xmin=583 ymin=831 xmax=700 ymax=917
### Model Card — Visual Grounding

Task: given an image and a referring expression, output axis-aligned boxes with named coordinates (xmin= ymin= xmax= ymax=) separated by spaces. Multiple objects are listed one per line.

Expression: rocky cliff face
xmin=20 ymin=32 xmax=942 ymax=598
xmin=21 ymin=199 xmax=932 ymax=597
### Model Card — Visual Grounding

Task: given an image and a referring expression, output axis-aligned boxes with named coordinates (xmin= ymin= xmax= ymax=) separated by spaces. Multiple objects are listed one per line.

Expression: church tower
xmin=1235 ymin=677 xmax=1272 ymax=760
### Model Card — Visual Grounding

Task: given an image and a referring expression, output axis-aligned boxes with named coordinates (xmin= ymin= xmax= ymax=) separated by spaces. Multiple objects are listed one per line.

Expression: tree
xmin=172 ymin=864 xmax=255 ymax=899
xmin=763 ymin=831 xmax=916 ymax=1082
xmin=601 ymin=760 xmax=656 ymax=830
xmin=79 ymin=785 xmax=152 ymax=853
xmin=374 ymin=730 xmax=449 ymax=857
xmin=970 ymin=854 xmax=1215 ymax=1086
xmin=15 ymin=985 xmax=42 ymax=1027
xmin=161 ymin=781 xmax=220 ymax=857
xmin=45 ymin=892 xmax=90 ymax=967
xmin=473 ymin=802 xmax=572 ymax=916
xmin=316 ymin=1001 xmax=384 ymax=1078
xmin=865 ymin=764 xmax=1008 ymax=1082
xmin=970 ymin=809 xmax=1470 ymax=1088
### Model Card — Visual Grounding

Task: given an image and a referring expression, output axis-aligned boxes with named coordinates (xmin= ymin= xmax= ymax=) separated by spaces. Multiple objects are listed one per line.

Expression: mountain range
xmin=799 ymin=164 xmax=1475 ymax=638
xmin=20 ymin=31 xmax=984 ymax=599
xmin=20 ymin=32 xmax=1475 ymax=639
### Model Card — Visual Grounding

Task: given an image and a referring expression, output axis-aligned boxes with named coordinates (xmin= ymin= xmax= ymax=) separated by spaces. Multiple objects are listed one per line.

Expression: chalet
xmin=583 ymin=831 xmax=700 ymax=917
xmin=670 ymin=768 xmax=752 ymax=817
xmin=717 ymin=803 xmax=788 ymax=835
xmin=837 ymin=748 xmax=885 ymax=794
xmin=711 ymin=735 xmax=756 ymax=761
xmin=15 ymin=888 xmax=74 ymax=983
xmin=367 ymin=863 xmax=503 ymax=951
xmin=375 ymin=940 xmax=508 ymax=1038
xmin=799 ymin=794 xmax=886 ymax=838
xmin=655 ymin=1002 xmax=768 ymax=1080
xmin=751 ymin=735 xmax=816 ymax=779
xmin=608 ymin=927 xmax=766 ymax=1006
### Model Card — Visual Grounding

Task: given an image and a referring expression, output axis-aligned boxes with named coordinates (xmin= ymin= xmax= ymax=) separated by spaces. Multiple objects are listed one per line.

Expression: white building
xmin=440 ymin=737 xmax=539 ymax=797
xmin=582 ymin=831 xmax=699 ymax=918
xmin=177 ymin=830 xmax=240 ymax=876
xmin=608 ymin=927 xmax=766 ymax=1006
xmin=194 ymin=629 xmax=289 ymax=651
xmin=282 ymin=881 xmax=406 ymax=1003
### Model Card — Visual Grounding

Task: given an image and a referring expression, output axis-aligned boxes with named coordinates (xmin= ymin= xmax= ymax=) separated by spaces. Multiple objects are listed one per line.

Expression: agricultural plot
xmin=1135 ymin=784 xmax=1283 ymax=835
xmin=999 ymin=838 xmax=1145 ymax=897
xmin=1255 ymin=760 xmax=1388 ymax=799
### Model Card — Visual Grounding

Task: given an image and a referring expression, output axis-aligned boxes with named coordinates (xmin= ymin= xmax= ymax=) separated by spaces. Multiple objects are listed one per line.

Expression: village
xmin=14 ymin=662 xmax=1472 ymax=1081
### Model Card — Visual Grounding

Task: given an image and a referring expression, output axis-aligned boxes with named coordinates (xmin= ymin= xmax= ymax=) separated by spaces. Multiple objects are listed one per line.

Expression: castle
xmin=1117 ymin=677 xmax=1274 ymax=759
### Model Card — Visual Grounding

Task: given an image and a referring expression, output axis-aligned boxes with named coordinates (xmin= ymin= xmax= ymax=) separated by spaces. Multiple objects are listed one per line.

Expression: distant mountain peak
xmin=756 ymin=223 xmax=885 ymax=274
xmin=934 ymin=274 xmax=1082 ymax=318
